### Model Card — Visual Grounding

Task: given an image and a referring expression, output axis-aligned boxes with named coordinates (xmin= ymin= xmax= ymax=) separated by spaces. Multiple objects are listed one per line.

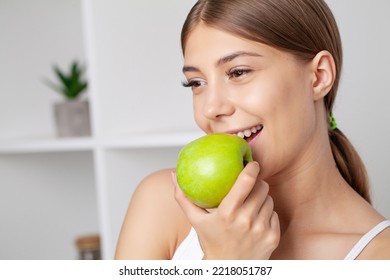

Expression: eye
xmin=182 ymin=79 xmax=206 ymax=89
xmin=227 ymin=68 xmax=252 ymax=79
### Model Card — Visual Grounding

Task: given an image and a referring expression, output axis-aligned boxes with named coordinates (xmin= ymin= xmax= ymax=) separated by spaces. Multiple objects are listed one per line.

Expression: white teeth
xmin=235 ymin=125 xmax=262 ymax=139
xmin=237 ymin=131 xmax=245 ymax=138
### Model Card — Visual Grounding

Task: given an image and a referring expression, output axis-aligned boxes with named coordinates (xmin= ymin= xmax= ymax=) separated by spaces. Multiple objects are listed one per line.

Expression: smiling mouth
xmin=234 ymin=125 xmax=263 ymax=142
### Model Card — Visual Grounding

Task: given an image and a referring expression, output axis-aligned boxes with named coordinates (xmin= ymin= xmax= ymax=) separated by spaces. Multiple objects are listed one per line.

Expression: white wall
xmin=0 ymin=152 xmax=98 ymax=259
xmin=0 ymin=0 xmax=97 ymax=260
xmin=86 ymin=0 xmax=198 ymax=137
xmin=0 ymin=0 xmax=86 ymax=140
xmin=326 ymin=0 xmax=390 ymax=217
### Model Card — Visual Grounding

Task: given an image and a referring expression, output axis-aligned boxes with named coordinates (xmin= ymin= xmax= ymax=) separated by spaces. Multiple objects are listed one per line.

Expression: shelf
xmin=0 ymin=136 xmax=95 ymax=154
xmin=0 ymin=150 xmax=99 ymax=259
xmin=101 ymin=131 xmax=204 ymax=149
xmin=0 ymin=131 xmax=204 ymax=154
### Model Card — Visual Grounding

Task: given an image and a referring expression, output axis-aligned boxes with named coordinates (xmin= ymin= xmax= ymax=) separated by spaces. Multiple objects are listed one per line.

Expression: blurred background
xmin=0 ymin=0 xmax=389 ymax=259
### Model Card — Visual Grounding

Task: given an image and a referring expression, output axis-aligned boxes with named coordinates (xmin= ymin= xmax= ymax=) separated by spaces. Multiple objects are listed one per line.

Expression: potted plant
xmin=45 ymin=61 xmax=91 ymax=137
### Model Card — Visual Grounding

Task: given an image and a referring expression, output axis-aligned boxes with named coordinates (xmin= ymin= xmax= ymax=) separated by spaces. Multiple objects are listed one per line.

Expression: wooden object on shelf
xmin=75 ymin=234 xmax=101 ymax=260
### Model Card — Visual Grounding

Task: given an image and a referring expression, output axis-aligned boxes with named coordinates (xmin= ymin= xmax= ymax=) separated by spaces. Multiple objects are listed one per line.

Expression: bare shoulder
xmin=359 ymin=225 xmax=390 ymax=260
xmin=115 ymin=169 xmax=190 ymax=260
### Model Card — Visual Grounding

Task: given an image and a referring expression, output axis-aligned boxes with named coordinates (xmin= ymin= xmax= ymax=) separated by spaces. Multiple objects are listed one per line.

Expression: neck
xmin=266 ymin=125 xmax=349 ymax=234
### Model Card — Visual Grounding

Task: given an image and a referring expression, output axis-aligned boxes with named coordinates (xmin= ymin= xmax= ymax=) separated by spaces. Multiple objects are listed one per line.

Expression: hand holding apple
xmin=175 ymin=133 xmax=253 ymax=208
xmin=173 ymin=161 xmax=280 ymax=259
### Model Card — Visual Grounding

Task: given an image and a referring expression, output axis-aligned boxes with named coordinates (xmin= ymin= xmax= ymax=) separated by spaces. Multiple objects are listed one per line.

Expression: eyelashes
xmin=181 ymin=80 xmax=195 ymax=88
xmin=182 ymin=68 xmax=253 ymax=89
xmin=226 ymin=68 xmax=252 ymax=79
xmin=181 ymin=80 xmax=205 ymax=88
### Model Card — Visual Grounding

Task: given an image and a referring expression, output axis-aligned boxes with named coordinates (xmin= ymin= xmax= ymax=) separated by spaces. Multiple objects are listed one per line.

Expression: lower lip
xmin=247 ymin=129 xmax=262 ymax=147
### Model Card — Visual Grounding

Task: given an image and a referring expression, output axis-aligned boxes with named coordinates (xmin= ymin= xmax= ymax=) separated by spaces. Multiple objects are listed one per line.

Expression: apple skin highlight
xmin=176 ymin=134 xmax=253 ymax=208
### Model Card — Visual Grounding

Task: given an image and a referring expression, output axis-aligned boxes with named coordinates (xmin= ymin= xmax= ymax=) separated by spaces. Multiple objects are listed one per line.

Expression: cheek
xmin=239 ymin=81 xmax=285 ymax=116
xmin=250 ymin=79 xmax=316 ymax=175
xmin=258 ymin=69 xmax=313 ymax=125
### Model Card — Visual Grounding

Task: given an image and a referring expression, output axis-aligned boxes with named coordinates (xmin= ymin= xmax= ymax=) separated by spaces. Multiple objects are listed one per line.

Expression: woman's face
xmin=183 ymin=24 xmax=320 ymax=179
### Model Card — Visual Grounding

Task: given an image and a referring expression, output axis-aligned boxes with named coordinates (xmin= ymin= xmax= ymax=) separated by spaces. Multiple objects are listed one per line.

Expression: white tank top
xmin=172 ymin=220 xmax=390 ymax=260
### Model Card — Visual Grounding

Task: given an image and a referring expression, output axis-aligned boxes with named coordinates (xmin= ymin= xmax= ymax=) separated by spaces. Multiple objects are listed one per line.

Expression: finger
xmin=240 ymin=180 xmax=269 ymax=218
xmin=219 ymin=161 xmax=260 ymax=212
xmin=256 ymin=195 xmax=275 ymax=224
xmin=267 ymin=211 xmax=280 ymax=249
xmin=251 ymin=196 xmax=277 ymax=237
xmin=171 ymin=171 xmax=208 ymax=222
xmin=270 ymin=211 xmax=280 ymax=231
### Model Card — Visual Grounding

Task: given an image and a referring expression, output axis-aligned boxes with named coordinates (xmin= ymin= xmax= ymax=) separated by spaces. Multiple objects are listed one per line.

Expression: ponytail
xmin=329 ymin=128 xmax=371 ymax=203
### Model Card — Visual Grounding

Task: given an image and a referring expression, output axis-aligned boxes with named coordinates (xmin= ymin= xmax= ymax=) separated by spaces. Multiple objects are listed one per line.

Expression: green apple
xmin=176 ymin=133 xmax=253 ymax=208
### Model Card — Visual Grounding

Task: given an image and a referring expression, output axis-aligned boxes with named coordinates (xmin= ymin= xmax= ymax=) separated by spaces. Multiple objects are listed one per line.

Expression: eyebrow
xmin=182 ymin=51 xmax=262 ymax=73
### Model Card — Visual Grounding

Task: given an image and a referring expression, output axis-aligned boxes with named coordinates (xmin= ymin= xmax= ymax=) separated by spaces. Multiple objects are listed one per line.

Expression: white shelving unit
xmin=2 ymin=0 xmax=389 ymax=260
xmin=0 ymin=0 xmax=199 ymax=259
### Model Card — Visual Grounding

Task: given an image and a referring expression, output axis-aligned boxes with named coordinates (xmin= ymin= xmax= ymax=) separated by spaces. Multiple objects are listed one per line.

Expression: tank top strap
xmin=344 ymin=220 xmax=390 ymax=260
xmin=173 ymin=221 xmax=390 ymax=260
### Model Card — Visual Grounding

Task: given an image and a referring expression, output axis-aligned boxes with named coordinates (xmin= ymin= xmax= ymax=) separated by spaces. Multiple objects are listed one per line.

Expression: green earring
xmin=329 ymin=112 xmax=337 ymax=131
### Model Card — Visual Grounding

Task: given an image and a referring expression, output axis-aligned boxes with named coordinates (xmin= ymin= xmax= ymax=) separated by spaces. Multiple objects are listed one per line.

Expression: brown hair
xmin=181 ymin=0 xmax=371 ymax=203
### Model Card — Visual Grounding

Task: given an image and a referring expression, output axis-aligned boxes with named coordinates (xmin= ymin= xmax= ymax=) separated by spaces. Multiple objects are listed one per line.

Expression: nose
xmin=202 ymin=83 xmax=235 ymax=120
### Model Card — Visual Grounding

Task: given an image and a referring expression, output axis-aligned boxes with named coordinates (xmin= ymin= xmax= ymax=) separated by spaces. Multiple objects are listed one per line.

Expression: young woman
xmin=115 ymin=0 xmax=390 ymax=259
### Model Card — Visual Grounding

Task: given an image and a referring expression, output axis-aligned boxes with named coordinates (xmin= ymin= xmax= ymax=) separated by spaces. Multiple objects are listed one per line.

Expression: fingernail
xmin=249 ymin=161 xmax=260 ymax=175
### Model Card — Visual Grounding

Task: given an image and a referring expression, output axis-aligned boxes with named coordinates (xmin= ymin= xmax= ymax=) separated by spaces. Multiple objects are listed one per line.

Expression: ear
xmin=311 ymin=50 xmax=336 ymax=101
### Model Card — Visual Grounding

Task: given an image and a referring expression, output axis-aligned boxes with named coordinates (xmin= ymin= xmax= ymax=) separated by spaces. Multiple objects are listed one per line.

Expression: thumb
xmin=171 ymin=170 xmax=208 ymax=222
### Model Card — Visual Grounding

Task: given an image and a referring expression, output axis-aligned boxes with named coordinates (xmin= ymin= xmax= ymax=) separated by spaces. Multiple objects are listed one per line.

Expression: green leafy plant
xmin=45 ymin=61 xmax=88 ymax=100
